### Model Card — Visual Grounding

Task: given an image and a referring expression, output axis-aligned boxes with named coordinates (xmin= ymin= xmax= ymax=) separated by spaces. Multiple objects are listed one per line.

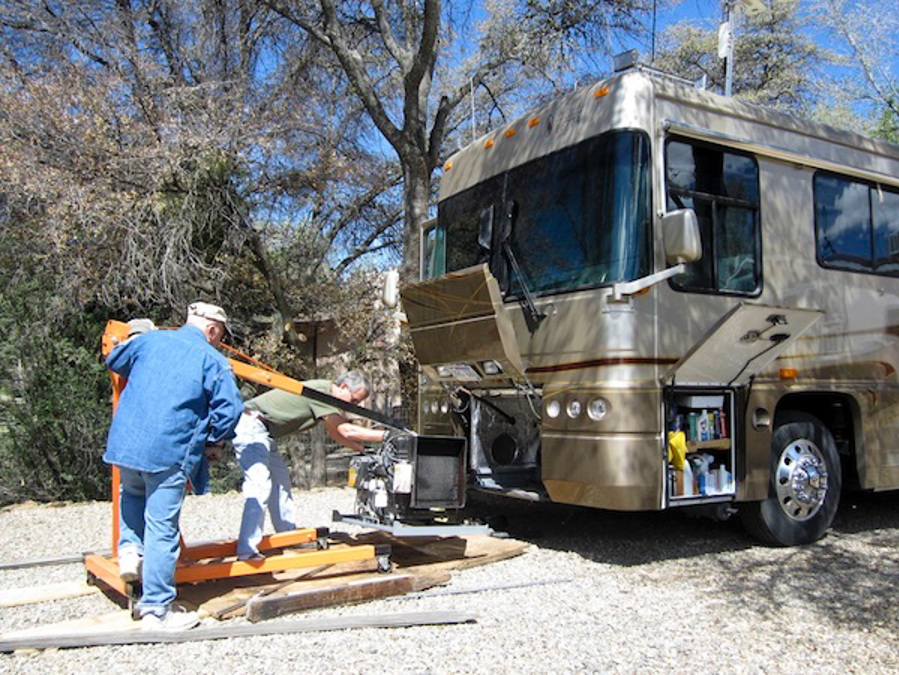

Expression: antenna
xmin=470 ymin=76 xmax=476 ymax=144
xmin=720 ymin=0 xmax=769 ymax=97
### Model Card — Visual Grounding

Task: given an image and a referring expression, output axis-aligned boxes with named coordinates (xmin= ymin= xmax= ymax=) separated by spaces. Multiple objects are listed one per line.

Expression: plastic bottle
xmin=682 ymin=461 xmax=694 ymax=497
xmin=698 ymin=409 xmax=709 ymax=441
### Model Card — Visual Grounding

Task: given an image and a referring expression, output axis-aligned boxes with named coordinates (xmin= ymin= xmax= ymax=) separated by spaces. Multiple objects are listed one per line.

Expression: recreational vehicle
xmin=400 ymin=63 xmax=899 ymax=546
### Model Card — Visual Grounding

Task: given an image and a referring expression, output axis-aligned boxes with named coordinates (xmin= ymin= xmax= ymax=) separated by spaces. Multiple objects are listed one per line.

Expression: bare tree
xmin=811 ymin=0 xmax=898 ymax=140
xmin=0 ymin=0 xmax=404 ymax=345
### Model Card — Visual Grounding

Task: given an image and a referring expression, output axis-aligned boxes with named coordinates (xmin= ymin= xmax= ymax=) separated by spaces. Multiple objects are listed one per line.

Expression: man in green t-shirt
xmin=233 ymin=370 xmax=390 ymax=560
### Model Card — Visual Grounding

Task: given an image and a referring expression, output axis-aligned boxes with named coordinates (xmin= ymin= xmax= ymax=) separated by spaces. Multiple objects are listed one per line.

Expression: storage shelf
xmin=686 ymin=439 xmax=731 ymax=452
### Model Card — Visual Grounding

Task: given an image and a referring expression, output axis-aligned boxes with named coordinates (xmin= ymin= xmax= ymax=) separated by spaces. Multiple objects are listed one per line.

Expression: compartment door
xmin=401 ymin=264 xmax=525 ymax=380
xmin=663 ymin=303 xmax=824 ymax=387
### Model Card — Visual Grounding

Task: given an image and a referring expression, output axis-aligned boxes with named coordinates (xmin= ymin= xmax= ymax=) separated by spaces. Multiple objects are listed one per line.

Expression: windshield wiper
xmin=501 ymin=201 xmax=546 ymax=333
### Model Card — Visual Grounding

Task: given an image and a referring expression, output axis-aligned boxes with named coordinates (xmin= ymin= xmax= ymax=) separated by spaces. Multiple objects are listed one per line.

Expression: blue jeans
xmin=233 ymin=413 xmax=297 ymax=558
xmin=118 ymin=464 xmax=188 ymax=617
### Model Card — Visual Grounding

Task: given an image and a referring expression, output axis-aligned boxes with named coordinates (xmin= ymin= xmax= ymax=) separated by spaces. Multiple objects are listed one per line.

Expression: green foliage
xmin=870 ymin=104 xmax=899 ymax=143
xmin=0 ymin=277 xmax=112 ymax=505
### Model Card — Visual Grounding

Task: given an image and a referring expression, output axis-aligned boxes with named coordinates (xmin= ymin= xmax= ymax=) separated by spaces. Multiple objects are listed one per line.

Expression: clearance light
xmin=504 ymin=128 xmax=517 ymax=138
xmin=587 ymin=398 xmax=609 ymax=421
xmin=779 ymin=368 xmax=799 ymax=380
xmin=595 ymin=86 xmax=610 ymax=98
xmin=566 ymin=400 xmax=583 ymax=419
xmin=485 ymin=139 xmax=495 ymax=149
xmin=528 ymin=117 xmax=540 ymax=128
xmin=443 ymin=160 xmax=453 ymax=171
xmin=545 ymin=400 xmax=561 ymax=419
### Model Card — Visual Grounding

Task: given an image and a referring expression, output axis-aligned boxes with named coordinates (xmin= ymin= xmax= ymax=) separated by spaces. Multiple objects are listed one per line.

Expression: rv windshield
xmin=432 ymin=130 xmax=652 ymax=295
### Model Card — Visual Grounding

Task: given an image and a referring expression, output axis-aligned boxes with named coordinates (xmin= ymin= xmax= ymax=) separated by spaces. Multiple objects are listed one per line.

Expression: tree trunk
xmin=400 ymin=162 xmax=429 ymax=283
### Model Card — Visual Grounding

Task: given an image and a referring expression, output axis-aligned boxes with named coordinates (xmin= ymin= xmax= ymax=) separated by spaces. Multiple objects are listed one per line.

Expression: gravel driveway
xmin=0 ymin=486 xmax=897 ymax=674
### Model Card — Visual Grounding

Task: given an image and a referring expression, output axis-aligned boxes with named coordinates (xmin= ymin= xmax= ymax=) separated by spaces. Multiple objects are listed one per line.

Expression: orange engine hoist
xmin=84 ymin=320 xmax=395 ymax=611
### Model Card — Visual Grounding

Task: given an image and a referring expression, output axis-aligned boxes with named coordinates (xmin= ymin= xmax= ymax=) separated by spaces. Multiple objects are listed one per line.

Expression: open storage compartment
xmin=666 ymin=389 xmax=735 ymax=502
xmin=661 ymin=303 xmax=825 ymax=507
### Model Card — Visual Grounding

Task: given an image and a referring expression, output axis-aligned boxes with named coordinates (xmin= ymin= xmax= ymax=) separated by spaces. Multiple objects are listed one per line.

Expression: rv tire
xmin=740 ymin=411 xmax=841 ymax=546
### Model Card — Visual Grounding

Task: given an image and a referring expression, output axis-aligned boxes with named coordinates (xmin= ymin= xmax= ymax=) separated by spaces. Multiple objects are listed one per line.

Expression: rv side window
xmin=814 ymin=173 xmax=899 ymax=276
xmin=665 ymin=139 xmax=761 ymax=295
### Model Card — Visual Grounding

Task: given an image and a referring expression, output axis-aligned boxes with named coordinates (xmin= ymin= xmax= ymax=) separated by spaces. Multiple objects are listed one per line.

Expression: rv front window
xmin=435 ymin=130 xmax=652 ymax=295
xmin=422 ymin=222 xmax=446 ymax=279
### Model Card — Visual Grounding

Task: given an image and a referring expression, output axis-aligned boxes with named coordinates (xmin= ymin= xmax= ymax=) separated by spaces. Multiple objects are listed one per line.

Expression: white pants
xmin=233 ymin=412 xmax=297 ymax=559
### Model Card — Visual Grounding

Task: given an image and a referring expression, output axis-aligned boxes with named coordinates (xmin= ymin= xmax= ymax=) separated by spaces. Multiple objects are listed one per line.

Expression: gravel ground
xmin=0 ymin=486 xmax=897 ymax=674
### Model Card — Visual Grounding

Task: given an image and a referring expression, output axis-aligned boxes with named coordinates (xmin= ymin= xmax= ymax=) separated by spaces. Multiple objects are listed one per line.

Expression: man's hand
xmin=205 ymin=442 xmax=225 ymax=461
xmin=383 ymin=429 xmax=415 ymax=445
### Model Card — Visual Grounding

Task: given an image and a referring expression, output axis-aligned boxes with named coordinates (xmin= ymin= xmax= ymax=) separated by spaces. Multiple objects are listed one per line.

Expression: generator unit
xmin=335 ymin=433 xmax=489 ymax=535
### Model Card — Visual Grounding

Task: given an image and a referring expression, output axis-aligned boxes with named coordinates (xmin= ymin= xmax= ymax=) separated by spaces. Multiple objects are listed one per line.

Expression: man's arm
xmin=206 ymin=366 xmax=244 ymax=444
xmin=322 ymin=414 xmax=387 ymax=452
xmin=104 ymin=338 xmax=138 ymax=377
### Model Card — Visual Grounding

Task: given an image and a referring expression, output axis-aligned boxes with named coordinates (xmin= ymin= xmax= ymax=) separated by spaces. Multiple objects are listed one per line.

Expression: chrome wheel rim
xmin=774 ymin=439 xmax=828 ymax=521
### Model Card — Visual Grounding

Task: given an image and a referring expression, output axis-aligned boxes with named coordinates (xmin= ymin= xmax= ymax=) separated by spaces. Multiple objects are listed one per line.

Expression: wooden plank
xmin=0 ymin=610 xmax=139 ymax=640
xmin=413 ymin=539 xmax=528 ymax=573
xmin=0 ymin=611 xmax=477 ymax=652
xmin=185 ymin=557 xmax=380 ymax=619
xmin=246 ymin=570 xmax=451 ymax=623
xmin=0 ymin=581 xmax=101 ymax=608
xmin=208 ymin=565 xmax=334 ymax=620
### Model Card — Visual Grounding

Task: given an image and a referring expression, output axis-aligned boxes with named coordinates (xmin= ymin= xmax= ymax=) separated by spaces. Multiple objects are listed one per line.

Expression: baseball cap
xmin=127 ymin=318 xmax=157 ymax=337
xmin=187 ymin=301 xmax=231 ymax=334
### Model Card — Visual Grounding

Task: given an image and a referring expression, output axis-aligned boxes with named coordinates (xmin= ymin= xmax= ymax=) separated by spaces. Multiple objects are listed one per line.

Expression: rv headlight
xmin=440 ymin=400 xmax=449 ymax=414
xmin=435 ymin=363 xmax=481 ymax=381
xmin=480 ymin=360 xmax=503 ymax=375
xmin=587 ymin=398 xmax=609 ymax=421
xmin=566 ymin=400 xmax=583 ymax=419
xmin=429 ymin=400 xmax=439 ymax=414
xmin=545 ymin=400 xmax=561 ymax=419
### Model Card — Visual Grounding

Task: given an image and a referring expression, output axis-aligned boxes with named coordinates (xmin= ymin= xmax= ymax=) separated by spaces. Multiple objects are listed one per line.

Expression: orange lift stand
xmin=84 ymin=320 xmax=390 ymax=609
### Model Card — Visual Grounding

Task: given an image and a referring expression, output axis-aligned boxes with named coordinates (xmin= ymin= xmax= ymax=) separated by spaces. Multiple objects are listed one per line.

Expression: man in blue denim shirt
xmin=103 ymin=302 xmax=243 ymax=630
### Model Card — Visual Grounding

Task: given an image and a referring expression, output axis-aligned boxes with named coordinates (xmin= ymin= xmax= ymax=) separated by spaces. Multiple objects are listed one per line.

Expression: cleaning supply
xmin=682 ymin=459 xmax=694 ymax=496
xmin=667 ymin=431 xmax=687 ymax=470
xmin=698 ymin=409 xmax=709 ymax=441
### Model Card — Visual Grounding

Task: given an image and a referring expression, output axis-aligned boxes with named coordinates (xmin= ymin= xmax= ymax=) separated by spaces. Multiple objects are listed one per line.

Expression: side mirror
xmin=663 ymin=209 xmax=702 ymax=264
xmin=382 ymin=268 xmax=400 ymax=308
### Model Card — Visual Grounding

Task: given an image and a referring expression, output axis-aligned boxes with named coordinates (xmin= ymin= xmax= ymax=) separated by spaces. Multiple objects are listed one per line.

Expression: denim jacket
xmin=103 ymin=325 xmax=243 ymax=488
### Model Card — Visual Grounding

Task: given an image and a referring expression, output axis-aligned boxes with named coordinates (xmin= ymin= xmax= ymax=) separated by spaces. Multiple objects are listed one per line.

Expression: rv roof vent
xmin=613 ymin=50 xmax=639 ymax=73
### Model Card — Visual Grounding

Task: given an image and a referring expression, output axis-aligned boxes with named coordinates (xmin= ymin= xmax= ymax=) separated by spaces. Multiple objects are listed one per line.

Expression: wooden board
xmin=0 ymin=611 xmax=478 ymax=652
xmin=246 ymin=570 xmax=451 ymax=622
xmin=0 ymin=581 xmax=100 ymax=608
xmin=0 ymin=610 xmax=140 ymax=641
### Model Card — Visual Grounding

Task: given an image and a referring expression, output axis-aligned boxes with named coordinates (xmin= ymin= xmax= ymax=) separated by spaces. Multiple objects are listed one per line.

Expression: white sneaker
xmin=118 ymin=548 xmax=142 ymax=583
xmin=141 ymin=605 xmax=200 ymax=631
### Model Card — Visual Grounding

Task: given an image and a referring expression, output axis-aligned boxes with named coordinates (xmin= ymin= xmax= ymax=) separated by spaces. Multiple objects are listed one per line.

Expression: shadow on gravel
xmin=710 ymin=491 xmax=899 ymax=633
xmin=468 ymin=489 xmax=899 ymax=633
xmin=467 ymin=492 xmax=753 ymax=564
